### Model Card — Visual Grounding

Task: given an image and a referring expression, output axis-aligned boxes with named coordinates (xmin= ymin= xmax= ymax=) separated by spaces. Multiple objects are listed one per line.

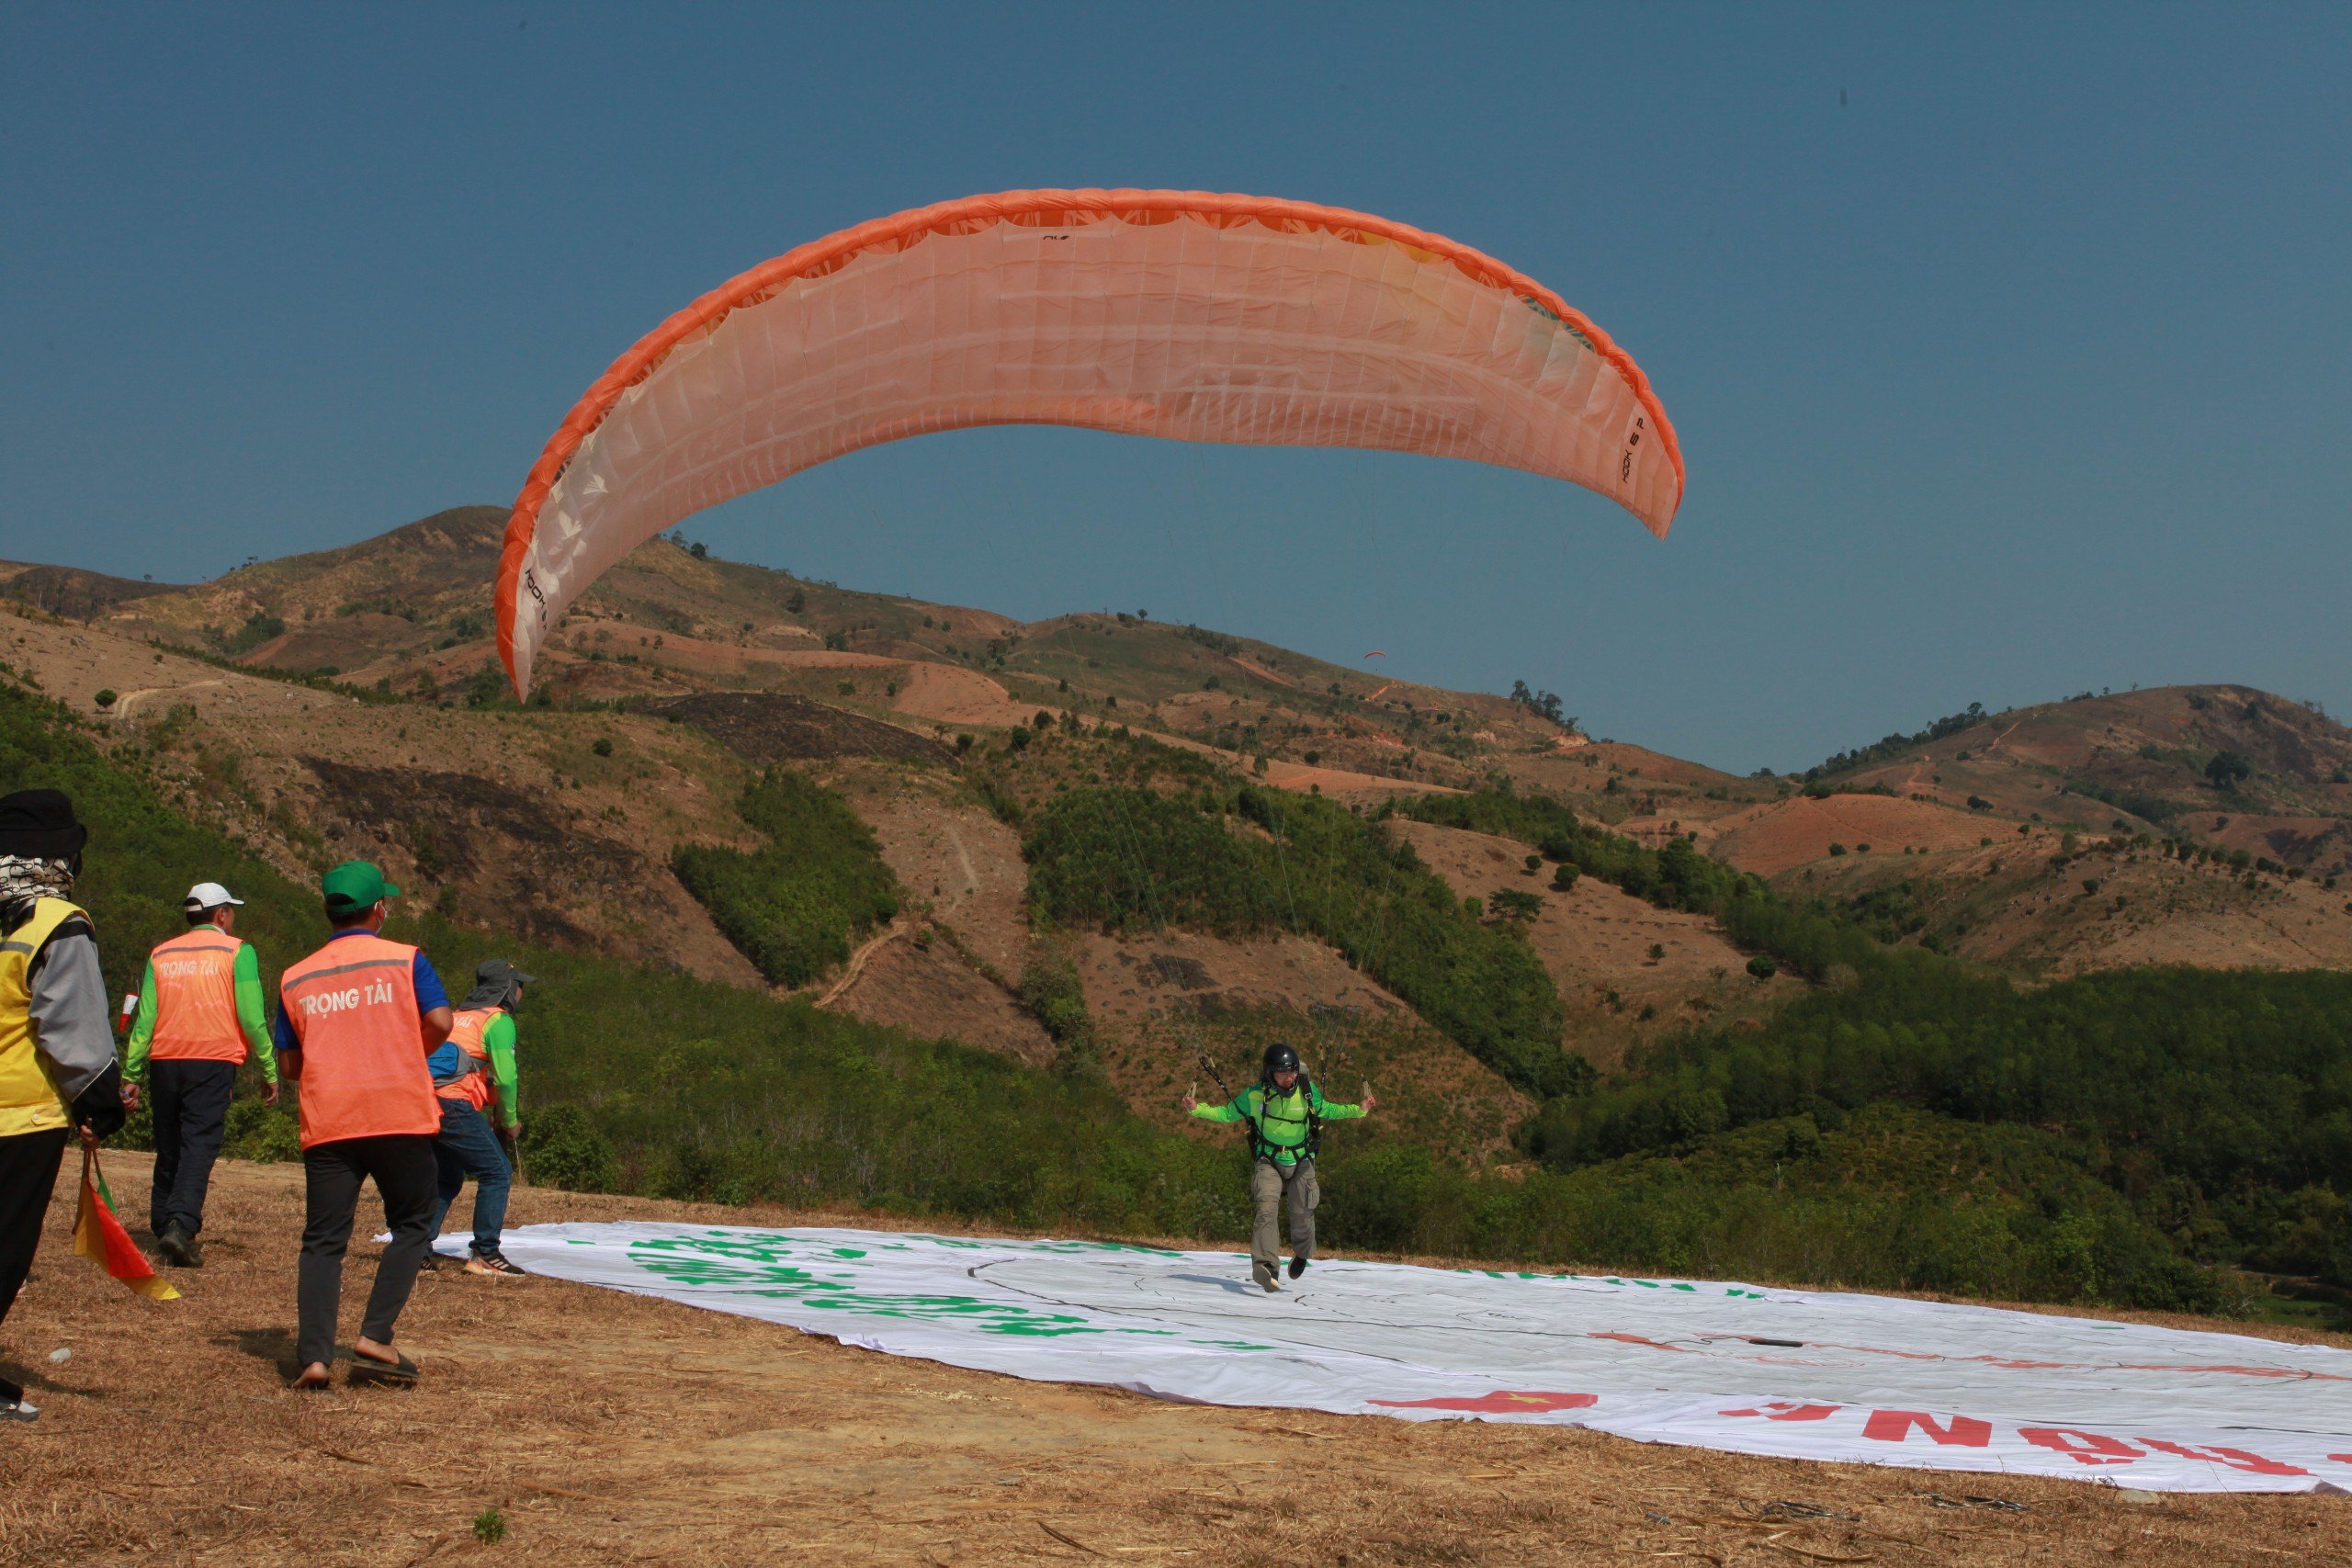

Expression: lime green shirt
xmin=124 ymin=942 xmax=277 ymax=1084
xmin=481 ymin=1010 xmax=520 ymax=1131
xmin=1191 ymin=1081 xmax=1363 ymax=1165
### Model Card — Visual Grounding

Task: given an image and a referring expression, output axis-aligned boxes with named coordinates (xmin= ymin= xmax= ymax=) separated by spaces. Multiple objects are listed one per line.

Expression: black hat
xmin=0 ymin=789 xmax=86 ymax=861
xmin=461 ymin=957 xmax=541 ymax=1014
xmin=1261 ymin=1042 xmax=1301 ymax=1076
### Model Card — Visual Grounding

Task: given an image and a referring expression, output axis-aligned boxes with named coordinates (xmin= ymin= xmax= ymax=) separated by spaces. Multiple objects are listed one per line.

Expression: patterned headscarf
xmin=0 ymin=853 xmax=76 ymax=928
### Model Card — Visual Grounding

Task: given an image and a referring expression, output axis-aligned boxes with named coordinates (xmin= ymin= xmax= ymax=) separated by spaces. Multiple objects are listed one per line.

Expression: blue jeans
xmin=429 ymin=1099 xmax=511 ymax=1256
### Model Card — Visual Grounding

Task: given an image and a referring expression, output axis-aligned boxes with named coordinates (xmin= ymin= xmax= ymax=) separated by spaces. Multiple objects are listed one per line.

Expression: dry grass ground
xmin=6 ymin=1156 xmax=2347 ymax=1565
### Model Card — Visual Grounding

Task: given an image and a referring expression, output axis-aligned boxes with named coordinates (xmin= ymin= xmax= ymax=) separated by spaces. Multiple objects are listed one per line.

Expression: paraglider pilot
xmin=1186 ymin=1043 xmax=1373 ymax=1293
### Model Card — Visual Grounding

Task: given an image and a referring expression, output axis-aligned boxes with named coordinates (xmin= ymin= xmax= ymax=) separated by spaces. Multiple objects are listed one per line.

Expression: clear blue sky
xmin=6 ymin=5 xmax=2346 ymax=773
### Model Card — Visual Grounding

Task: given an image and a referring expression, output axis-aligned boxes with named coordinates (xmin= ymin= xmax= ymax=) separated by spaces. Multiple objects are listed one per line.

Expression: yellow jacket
xmin=0 ymin=897 xmax=89 ymax=1136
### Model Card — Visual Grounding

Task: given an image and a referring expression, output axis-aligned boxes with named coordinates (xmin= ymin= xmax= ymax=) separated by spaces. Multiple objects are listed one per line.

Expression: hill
xmin=1698 ymin=689 xmax=2352 ymax=977
xmin=11 ymin=523 xmax=2352 ymax=1335
xmin=7 ymin=506 xmax=2349 ymax=1077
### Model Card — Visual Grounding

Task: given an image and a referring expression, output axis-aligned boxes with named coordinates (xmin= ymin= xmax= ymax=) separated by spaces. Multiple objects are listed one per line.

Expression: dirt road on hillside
xmin=5 ymin=1157 xmax=2346 ymax=1565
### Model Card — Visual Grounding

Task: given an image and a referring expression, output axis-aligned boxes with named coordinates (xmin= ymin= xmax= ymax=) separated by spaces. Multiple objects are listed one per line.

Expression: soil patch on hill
xmin=647 ymin=692 xmax=956 ymax=766
xmin=1388 ymin=818 xmax=1780 ymax=1068
xmin=301 ymin=758 xmax=644 ymax=948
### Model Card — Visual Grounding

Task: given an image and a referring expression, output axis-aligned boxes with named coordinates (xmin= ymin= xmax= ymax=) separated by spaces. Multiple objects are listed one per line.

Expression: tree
xmin=2206 ymin=751 xmax=2253 ymax=790
xmin=1646 ymin=942 xmax=1667 ymax=964
xmin=1488 ymin=888 xmax=1543 ymax=922
xmin=1746 ymin=953 xmax=1777 ymax=980
xmin=1551 ymin=863 xmax=1581 ymax=892
xmin=1510 ymin=680 xmax=1568 ymax=726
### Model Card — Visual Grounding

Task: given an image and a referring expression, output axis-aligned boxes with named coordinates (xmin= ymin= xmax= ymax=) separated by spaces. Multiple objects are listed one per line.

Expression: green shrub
xmin=673 ymin=770 xmax=900 ymax=987
xmin=1527 ymin=961 xmax=2352 ymax=1293
xmin=1017 ymin=948 xmax=1092 ymax=1054
xmin=222 ymin=1093 xmax=300 ymax=1163
xmin=523 ymin=1104 xmax=618 ymax=1192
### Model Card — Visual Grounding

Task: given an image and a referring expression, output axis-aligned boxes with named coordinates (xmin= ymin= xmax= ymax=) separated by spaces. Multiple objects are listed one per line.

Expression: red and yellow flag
xmin=73 ymin=1142 xmax=179 ymax=1302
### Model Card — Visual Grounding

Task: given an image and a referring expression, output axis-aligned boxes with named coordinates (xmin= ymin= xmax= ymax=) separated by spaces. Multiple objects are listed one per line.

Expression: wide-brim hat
xmin=0 ymin=789 xmax=87 ymax=861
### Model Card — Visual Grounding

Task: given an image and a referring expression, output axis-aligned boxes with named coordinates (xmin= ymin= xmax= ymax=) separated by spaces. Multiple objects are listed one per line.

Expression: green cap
xmin=321 ymin=860 xmax=400 ymax=917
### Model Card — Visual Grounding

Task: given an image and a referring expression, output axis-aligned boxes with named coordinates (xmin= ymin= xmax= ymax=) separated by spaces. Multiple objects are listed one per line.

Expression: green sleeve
xmin=234 ymin=944 xmax=277 ymax=1083
xmin=1312 ymin=1084 xmax=1364 ymax=1121
xmin=1190 ymin=1089 xmax=1254 ymax=1125
xmin=123 ymin=960 xmax=159 ymax=1080
xmin=483 ymin=1011 xmax=519 ymax=1130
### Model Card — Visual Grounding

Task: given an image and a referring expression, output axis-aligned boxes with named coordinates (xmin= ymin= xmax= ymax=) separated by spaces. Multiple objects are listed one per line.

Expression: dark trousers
xmin=0 ymin=1128 xmax=70 ymax=1348
xmin=429 ymin=1099 xmax=512 ymax=1256
xmin=149 ymin=1059 xmax=237 ymax=1237
xmin=297 ymin=1134 xmax=436 ymax=1371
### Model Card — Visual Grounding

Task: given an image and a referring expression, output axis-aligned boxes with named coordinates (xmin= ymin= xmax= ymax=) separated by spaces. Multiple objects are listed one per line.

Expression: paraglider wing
xmin=1363 ymin=650 xmax=1387 ymax=660
xmin=497 ymin=189 xmax=1684 ymax=694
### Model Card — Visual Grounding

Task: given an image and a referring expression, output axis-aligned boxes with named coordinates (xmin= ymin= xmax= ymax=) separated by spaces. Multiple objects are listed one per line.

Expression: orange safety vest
xmin=146 ymin=928 xmax=249 ymax=1063
xmin=277 ymin=932 xmax=441 ymax=1148
xmin=434 ymin=1007 xmax=497 ymax=1111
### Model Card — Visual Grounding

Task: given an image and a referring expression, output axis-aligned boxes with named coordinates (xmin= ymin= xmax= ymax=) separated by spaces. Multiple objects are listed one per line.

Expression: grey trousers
xmin=1250 ymin=1157 xmax=1319 ymax=1269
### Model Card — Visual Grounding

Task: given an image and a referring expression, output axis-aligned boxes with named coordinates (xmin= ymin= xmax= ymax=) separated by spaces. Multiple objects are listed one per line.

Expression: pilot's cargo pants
xmin=1250 ymin=1156 xmax=1318 ymax=1269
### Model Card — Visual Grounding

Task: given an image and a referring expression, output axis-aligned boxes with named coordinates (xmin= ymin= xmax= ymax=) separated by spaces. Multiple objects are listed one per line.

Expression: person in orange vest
xmin=1 ymin=790 xmax=126 ymax=1424
xmin=424 ymin=959 xmax=532 ymax=1278
xmin=272 ymin=861 xmax=451 ymax=1389
xmin=121 ymin=882 xmax=279 ymax=1267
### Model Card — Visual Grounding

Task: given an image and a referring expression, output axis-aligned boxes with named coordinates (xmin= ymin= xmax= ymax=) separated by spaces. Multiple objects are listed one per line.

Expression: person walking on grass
xmin=273 ymin=861 xmax=450 ymax=1389
xmin=424 ymin=959 xmax=532 ymax=1279
xmin=0 ymin=790 xmax=127 ymax=1423
xmin=121 ymin=882 xmax=279 ymax=1268
xmin=1184 ymin=1042 xmax=1374 ymax=1293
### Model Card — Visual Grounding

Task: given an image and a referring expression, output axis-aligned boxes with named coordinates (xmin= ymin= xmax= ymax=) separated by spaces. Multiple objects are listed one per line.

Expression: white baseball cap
xmin=183 ymin=882 xmax=245 ymax=913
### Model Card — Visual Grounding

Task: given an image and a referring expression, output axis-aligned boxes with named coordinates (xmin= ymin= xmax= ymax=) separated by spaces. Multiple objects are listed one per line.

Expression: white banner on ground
xmin=461 ymin=1224 xmax=2352 ymax=1493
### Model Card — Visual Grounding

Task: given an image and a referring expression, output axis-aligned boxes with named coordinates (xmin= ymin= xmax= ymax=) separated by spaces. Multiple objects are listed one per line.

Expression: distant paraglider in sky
xmin=1363 ymin=650 xmax=1386 ymax=660
xmin=495 ymin=188 xmax=1684 ymax=694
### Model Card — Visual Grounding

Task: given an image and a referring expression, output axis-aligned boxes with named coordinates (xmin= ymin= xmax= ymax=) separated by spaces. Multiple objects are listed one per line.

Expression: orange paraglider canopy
xmin=497 ymin=188 xmax=1682 ymax=694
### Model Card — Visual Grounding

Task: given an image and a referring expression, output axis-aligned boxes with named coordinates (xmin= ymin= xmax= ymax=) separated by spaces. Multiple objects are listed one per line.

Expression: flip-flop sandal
xmin=347 ymin=1352 xmax=420 ymax=1386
